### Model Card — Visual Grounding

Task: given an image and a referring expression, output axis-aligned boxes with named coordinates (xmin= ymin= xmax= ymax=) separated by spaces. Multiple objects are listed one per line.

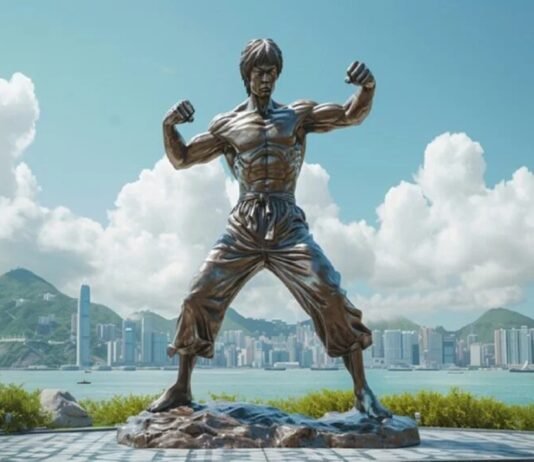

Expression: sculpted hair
xmin=240 ymin=39 xmax=283 ymax=95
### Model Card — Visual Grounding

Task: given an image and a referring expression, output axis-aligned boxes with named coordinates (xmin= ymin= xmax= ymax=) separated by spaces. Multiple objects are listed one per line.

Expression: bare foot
xmin=147 ymin=384 xmax=192 ymax=413
xmin=355 ymin=384 xmax=392 ymax=421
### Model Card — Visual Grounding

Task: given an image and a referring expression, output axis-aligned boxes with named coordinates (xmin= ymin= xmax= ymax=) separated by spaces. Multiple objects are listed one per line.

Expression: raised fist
xmin=345 ymin=61 xmax=375 ymax=89
xmin=163 ymin=100 xmax=195 ymax=126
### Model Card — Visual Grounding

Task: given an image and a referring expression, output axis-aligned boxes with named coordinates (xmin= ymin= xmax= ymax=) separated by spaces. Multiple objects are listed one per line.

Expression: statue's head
xmin=240 ymin=39 xmax=283 ymax=97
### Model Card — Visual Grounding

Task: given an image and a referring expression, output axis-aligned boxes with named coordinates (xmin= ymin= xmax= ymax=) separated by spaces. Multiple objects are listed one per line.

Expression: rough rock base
xmin=116 ymin=402 xmax=420 ymax=449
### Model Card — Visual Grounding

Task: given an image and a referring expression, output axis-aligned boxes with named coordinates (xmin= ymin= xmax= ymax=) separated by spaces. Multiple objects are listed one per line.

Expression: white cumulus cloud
xmin=1 ymin=73 xmax=533 ymax=325
xmin=0 ymin=73 xmax=40 ymax=198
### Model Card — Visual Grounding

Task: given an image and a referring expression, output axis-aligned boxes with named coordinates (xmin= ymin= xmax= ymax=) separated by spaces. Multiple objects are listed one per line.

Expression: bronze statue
xmin=149 ymin=39 xmax=392 ymax=420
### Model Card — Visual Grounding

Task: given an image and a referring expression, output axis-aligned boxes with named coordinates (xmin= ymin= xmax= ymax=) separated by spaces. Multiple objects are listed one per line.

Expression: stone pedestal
xmin=117 ymin=402 xmax=420 ymax=449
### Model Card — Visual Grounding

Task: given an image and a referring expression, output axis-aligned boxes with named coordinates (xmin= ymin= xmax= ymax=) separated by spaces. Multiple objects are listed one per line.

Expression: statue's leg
xmin=267 ymin=233 xmax=391 ymax=420
xmin=148 ymin=233 xmax=263 ymax=413
xmin=342 ymin=349 xmax=392 ymax=420
xmin=148 ymin=354 xmax=195 ymax=412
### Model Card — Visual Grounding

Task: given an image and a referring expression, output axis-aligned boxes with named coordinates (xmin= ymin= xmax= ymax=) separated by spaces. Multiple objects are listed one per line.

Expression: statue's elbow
xmin=166 ymin=151 xmax=188 ymax=170
xmin=348 ymin=109 xmax=370 ymax=126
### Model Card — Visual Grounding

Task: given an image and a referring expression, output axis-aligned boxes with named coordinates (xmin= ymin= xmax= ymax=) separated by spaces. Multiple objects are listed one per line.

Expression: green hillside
xmin=221 ymin=308 xmax=294 ymax=337
xmin=0 ymin=269 xmax=122 ymax=366
xmin=455 ymin=307 xmax=534 ymax=343
xmin=155 ymin=308 xmax=295 ymax=338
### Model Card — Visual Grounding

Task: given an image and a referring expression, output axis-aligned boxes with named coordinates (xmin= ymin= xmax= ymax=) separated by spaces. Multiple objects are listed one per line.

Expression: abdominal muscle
xmin=231 ymin=144 xmax=304 ymax=193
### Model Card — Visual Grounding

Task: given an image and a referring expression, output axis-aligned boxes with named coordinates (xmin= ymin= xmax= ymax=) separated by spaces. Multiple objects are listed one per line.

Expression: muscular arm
xmin=301 ymin=61 xmax=376 ymax=134
xmin=163 ymin=125 xmax=225 ymax=170
xmin=302 ymin=85 xmax=375 ymax=134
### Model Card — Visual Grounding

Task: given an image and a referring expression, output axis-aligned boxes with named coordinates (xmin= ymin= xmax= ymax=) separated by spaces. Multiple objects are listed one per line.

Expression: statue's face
xmin=249 ymin=64 xmax=278 ymax=98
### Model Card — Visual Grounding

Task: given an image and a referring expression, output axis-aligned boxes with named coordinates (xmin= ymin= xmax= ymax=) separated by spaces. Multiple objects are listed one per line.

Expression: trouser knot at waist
xmin=237 ymin=192 xmax=296 ymax=240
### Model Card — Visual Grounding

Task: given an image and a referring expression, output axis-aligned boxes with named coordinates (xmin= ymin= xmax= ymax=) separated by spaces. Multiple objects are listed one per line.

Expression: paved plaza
xmin=0 ymin=428 xmax=533 ymax=461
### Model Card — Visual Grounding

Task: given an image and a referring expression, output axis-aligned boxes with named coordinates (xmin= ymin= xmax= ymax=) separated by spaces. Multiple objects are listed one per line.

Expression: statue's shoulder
xmin=208 ymin=109 xmax=239 ymax=137
xmin=289 ymin=99 xmax=318 ymax=115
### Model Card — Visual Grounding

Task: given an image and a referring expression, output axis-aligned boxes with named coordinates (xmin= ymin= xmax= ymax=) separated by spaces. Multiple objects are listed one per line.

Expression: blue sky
xmin=1 ymin=1 xmax=533 ymax=328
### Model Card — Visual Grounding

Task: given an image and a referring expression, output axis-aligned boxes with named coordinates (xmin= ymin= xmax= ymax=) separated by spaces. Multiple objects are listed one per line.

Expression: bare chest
xmin=222 ymin=108 xmax=301 ymax=153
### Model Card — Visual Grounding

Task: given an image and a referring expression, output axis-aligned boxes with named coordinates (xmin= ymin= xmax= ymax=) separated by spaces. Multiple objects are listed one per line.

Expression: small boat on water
xmin=77 ymin=380 xmax=91 ymax=384
xmin=264 ymin=366 xmax=286 ymax=371
xmin=310 ymin=366 xmax=339 ymax=371
xmin=510 ymin=361 xmax=534 ymax=373
xmin=388 ymin=365 xmax=413 ymax=372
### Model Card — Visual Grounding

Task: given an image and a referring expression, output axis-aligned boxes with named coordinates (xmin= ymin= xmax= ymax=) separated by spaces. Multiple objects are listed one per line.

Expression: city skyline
xmin=1 ymin=272 xmax=532 ymax=370
xmin=95 ymin=312 xmax=534 ymax=371
xmin=1 ymin=2 xmax=533 ymax=330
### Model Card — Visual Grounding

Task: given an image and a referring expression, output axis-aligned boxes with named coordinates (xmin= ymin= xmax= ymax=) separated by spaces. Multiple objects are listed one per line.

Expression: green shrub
xmin=266 ymin=389 xmax=354 ymax=418
xmin=207 ymin=392 xmax=241 ymax=403
xmin=0 ymin=383 xmax=51 ymax=432
xmin=80 ymin=394 xmax=157 ymax=427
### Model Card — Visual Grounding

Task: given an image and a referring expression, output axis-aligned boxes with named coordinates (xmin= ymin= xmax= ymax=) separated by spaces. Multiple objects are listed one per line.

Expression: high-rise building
xmin=108 ymin=339 xmax=122 ymax=365
xmin=420 ymin=327 xmax=443 ymax=368
xmin=494 ymin=329 xmax=504 ymax=366
xmin=508 ymin=328 xmax=520 ymax=365
xmin=300 ymin=347 xmax=313 ymax=368
xmin=481 ymin=343 xmax=495 ymax=367
xmin=456 ymin=338 xmax=468 ymax=367
xmin=401 ymin=331 xmax=418 ymax=365
xmin=224 ymin=344 xmax=238 ymax=368
xmin=287 ymin=335 xmax=299 ymax=362
xmin=122 ymin=319 xmax=136 ymax=365
xmin=106 ymin=340 xmax=122 ymax=367
xmin=152 ymin=332 xmax=169 ymax=366
xmin=76 ymin=285 xmax=91 ymax=368
xmin=372 ymin=330 xmax=384 ymax=358
xmin=442 ymin=333 xmax=456 ymax=365
xmin=383 ymin=330 xmax=402 ymax=366
xmin=96 ymin=323 xmax=117 ymax=342
xmin=470 ymin=343 xmax=482 ymax=367
xmin=141 ymin=313 xmax=156 ymax=365
xmin=519 ymin=326 xmax=532 ymax=364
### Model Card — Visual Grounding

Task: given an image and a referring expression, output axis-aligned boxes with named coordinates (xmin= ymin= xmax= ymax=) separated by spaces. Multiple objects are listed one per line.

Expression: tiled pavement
xmin=0 ymin=428 xmax=533 ymax=461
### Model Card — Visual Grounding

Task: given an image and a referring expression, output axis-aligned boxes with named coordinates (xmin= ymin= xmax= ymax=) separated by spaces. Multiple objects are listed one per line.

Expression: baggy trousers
xmin=172 ymin=192 xmax=372 ymax=358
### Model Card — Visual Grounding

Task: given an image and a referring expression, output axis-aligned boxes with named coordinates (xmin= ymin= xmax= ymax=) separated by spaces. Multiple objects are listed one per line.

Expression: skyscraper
xmin=402 ymin=331 xmax=418 ymax=365
xmin=494 ymin=329 xmax=504 ymax=366
xmin=442 ymin=333 xmax=456 ymax=365
xmin=519 ymin=326 xmax=532 ymax=364
xmin=372 ymin=329 xmax=384 ymax=358
xmin=141 ymin=313 xmax=155 ymax=365
xmin=383 ymin=329 xmax=402 ymax=366
xmin=420 ymin=327 xmax=443 ymax=368
xmin=509 ymin=328 xmax=520 ymax=365
xmin=122 ymin=319 xmax=136 ymax=365
xmin=76 ymin=284 xmax=91 ymax=368
xmin=470 ymin=343 xmax=482 ymax=367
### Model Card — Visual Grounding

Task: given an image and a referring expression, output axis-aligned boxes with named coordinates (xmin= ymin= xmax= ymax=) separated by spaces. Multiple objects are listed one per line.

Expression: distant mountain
xmin=0 ymin=268 xmax=121 ymax=366
xmin=455 ymin=307 xmax=534 ymax=343
xmin=221 ymin=308 xmax=294 ymax=337
xmin=367 ymin=317 xmax=420 ymax=332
